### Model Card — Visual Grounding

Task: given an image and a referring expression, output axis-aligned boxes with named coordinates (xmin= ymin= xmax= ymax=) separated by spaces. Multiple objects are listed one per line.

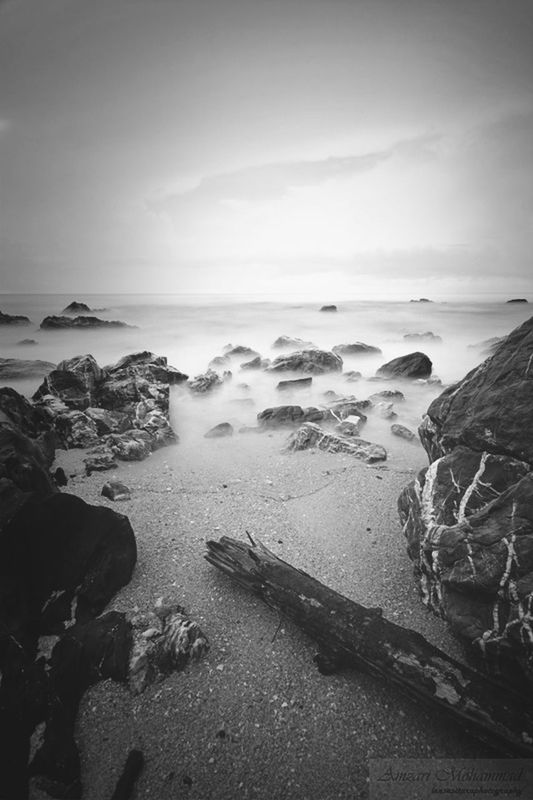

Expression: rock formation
xmin=332 ymin=342 xmax=382 ymax=356
xmin=267 ymin=349 xmax=343 ymax=375
xmin=398 ymin=315 xmax=533 ymax=684
xmin=284 ymin=422 xmax=386 ymax=462
xmin=0 ymin=309 xmax=32 ymax=325
xmin=376 ymin=352 xmax=432 ymax=380
xmin=62 ymin=301 xmax=92 ymax=313
xmin=40 ymin=315 xmax=132 ymax=329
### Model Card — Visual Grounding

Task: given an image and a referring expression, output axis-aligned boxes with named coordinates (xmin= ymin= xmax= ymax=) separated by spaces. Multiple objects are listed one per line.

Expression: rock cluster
xmin=40 ymin=315 xmax=132 ymax=329
xmin=0 ymin=308 xmax=32 ymax=325
xmin=398 ymin=315 xmax=533 ymax=684
xmin=267 ymin=349 xmax=343 ymax=375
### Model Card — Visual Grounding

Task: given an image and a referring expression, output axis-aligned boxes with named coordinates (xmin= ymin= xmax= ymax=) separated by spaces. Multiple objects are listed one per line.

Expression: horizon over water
xmin=1 ymin=292 xmax=531 ymax=451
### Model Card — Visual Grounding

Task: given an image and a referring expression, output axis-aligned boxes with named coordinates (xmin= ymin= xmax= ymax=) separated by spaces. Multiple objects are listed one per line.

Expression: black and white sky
xmin=1 ymin=0 xmax=532 ymax=297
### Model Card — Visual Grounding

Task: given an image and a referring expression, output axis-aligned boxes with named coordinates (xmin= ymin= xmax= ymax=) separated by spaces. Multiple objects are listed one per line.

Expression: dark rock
xmin=62 ymin=301 xmax=92 ymax=313
xmin=267 ymin=349 xmax=343 ymax=375
xmin=110 ymin=749 xmax=144 ymax=800
xmin=0 ymin=357 xmax=56 ymax=380
xmin=187 ymin=369 xmax=223 ymax=394
xmin=334 ymin=416 xmax=364 ymax=437
xmin=223 ymin=345 xmax=260 ymax=359
xmin=40 ymin=315 xmax=132 ymax=329
xmin=326 ymin=398 xmax=370 ymax=423
xmin=257 ymin=405 xmax=326 ymax=428
xmin=319 ymin=305 xmax=337 ymax=312
xmin=85 ymin=407 xmax=129 ymax=436
xmin=53 ymin=467 xmax=68 ymax=486
xmin=240 ymin=355 xmax=262 ymax=371
xmin=369 ymin=389 xmax=405 ymax=403
xmin=0 ymin=387 xmax=53 ymax=440
xmin=376 ymin=352 xmax=432 ymax=380
xmin=34 ymin=368 xmax=95 ymax=411
xmin=507 ymin=298 xmax=528 ymax=303
xmin=272 ymin=336 xmax=317 ymax=350
xmin=106 ymin=430 xmax=154 ymax=461
xmin=276 ymin=377 xmax=313 ymax=392
xmin=403 ymin=332 xmax=442 ymax=343
xmin=106 ymin=351 xmax=187 ymax=386
xmin=204 ymin=422 xmax=234 ymax=438
xmin=102 ymin=479 xmax=132 ymax=501
xmin=84 ymin=451 xmax=118 ymax=475
xmin=284 ymin=422 xmax=386 ymax=462
xmin=409 ymin=298 xmax=433 ymax=302
xmin=0 ymin=423 xmax=56 ymax=502
xmin=332 ymin=342 xmax=382 ymax=356
xmin=390 ymin=423 xmax=417 ymax=442
xmin=17 ymin=338 xmax=38 ymax=345
xmin=54 ymin=410 xmax=99 ymax=448
xmin=0 ymin=309 xmax=31 ymax=325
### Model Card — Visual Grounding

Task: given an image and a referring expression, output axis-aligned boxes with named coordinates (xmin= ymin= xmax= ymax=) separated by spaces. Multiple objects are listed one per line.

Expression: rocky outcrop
xmin=62 ymin=301 xmax=92 ymax=313
xmin=376 ymin=352 xmax=432 ymax=379
xmin=320 ymin=305 xmax=337 ymax=312
xmin=332 ymin=342 xmax=382 ymax=356
xmin=267 ymin=349 xmax=343 ymax=375
xmin=507 ymin=298 xmax=528 ymax=303
xmin=398 ymin=316 xmax=533 ymax=684
xmin=272 ymin=336 xmax=317 ymax=350
xmin=284 ymin=422 xmax=386 ymax=462
xmin=40 ymin=315 xmax=132 ymax=330
xmin=223 ymin=344 xmax=259 ymax=359
xmin=0 ymin=358 xmax=56 ymax=379
xmin=0 ymin=309 xmax=31 ymax=325
xmin=187 ymin=369 xmax=224 ymax=393
xmin=403 ymin=332 xmax=442 ymax=343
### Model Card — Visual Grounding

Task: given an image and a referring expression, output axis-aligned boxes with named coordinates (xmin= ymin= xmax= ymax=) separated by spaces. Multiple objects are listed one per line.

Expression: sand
xmin=37 ymin=425 xmax=494 ymax=800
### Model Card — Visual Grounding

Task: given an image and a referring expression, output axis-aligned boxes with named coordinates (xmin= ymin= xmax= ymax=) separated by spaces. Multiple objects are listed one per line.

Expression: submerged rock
xmin=17 ymin=338 xmax=38 ymax=345
xmin=376 ymin=352 xmax=432 ymax=380
xmin=205 ymin=422 xmax=234 ymax=438
xmin=276 ymin=377 xmax=312 ymax=392
xmin=403 ymin=331 xmax=442 ymax=343
xmin=272 ymin=335 xmax=317 ymax=350
xmin=40 ymin=314 xmax=132 ymax=329
xmin=240 ymin=355 xmax=263 ymax=371
xmin=343 ymin=370 xmax=362 ymax=382
xmin=319 ymin=305 xmax=337 ymax=312
xmin=257 ymin=405 xmax=326 ymax=428
xmin=507 ymin=298 xmax=528 ymax=303
xmin=62 ymin=301 xmax=92 ymax=314
xmin=187 ymin=369 xmax=223 ymax=394
xmin=268 ymin=349 xmax=342 ymax=375
xmin=223 ymin=344 xmax=260 ymax=359
xmin=0 ymin=309 xmax=31 ymax=325
xmin=284 ymin=422 xmax=386 ymax=462
xmin=332 ymin=342 xmax=382 ymax=356
xmin=0 ymin=358 xmax=55 ymax=380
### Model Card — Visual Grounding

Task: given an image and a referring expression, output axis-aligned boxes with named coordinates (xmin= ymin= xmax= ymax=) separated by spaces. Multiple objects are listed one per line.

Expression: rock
xmin=34 ymin=368 xmax=96 ymax=410
xmin=84 ymin=451 xmax=118 ymax=475
xmin=409 ymin=298 xmax=433 ymax=303
xmin=0 ymin=357 xmax=56 ymax=380
xmin=204 ymin=422 xmax=234 ymax=438
xmin=399 ymin=316 xmax=533 ymax=684
xmin=187 ymin=369 xmax=223 ymax=394
xmin=326 ymin=397 xmax=370 ymax=422
xmin=334 ymin=415 xmax=364 ymax=437
xmin=40 ymin=315 xmax=132 ymax=329
xmin=208 ymin=355 xmax=231 ymax=370
xmin=369 ymin=389 xmax=405 ymax=403
xmin=507 ymin=298 xmax=528 ymax=303
xmin=85 ymin=406 xmax=129 ymax=435
xmin=106 ymin=430 xmax=153 ymax=461
xmin=403 ymin=332 xmax=442 ymax=343
xmin=102 ymin=479 xmax=132 ymax=501
xmin=343 ymin=370 xmax=362 ymax=382
xmin=272 ymin=336 xmax=316 ymax=350
xmin=372 ymin=401 xmax=397 ymax=419
xmin=276 ymin=377 xmax=313 ymax=392
xmin=54 ymin=409 xmax=99 ymax=448
xmin=129 ymin=600 xmax=208 ymax=695
xmin=376 ymin=352 xmax=432 ymax=380
xmin=0 ymin=387 xmax=53 ymax=440
xmin=0 ymin=309 xmax=31 ymax=325
xmin=468 ymin=336 xmax=504 ymax=356
xmin=53 ymin=467 xmax=68 ymax=486
xmin=267 ymin=349 xmax=343 ymax=375
xmin=62 ymin=301 xmax=92 ymax=313
xmin=390 ymin=423 xmax=417 ymax=442
xmin=319 ymin=305 xmax=337 ymax=312
xmin=106 ymin=351 xmax=187 ymax=386
xmin=223 ymin=345 xmax=259 ymax=359
xmin=284 ymin=422 xmax=386 ymax=462
xmin=413 ymin=376 xmax=442 ymax=386
xmin=0 ymin=423 xmax=57 ymax=511
xmin=17 ymin=338 xmax=38 ymax=345
xmin=332 ymin=342 xmax=382 ymax=356
xmin=240 ymin=355 xmax=262 ymax=370
xmin=58 ymin=353 xmax=106 ymax=393
xmin=257 ymin=405 xmax=327 ymax=428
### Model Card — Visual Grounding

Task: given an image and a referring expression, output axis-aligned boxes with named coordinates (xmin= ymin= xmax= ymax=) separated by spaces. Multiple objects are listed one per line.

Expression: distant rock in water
xmin=409 ymin=298 xmax=433 ymax=303
xmin=403 ymin=331 xmax=442 ymax=343
xmin=398 ymin=314 xmax=533 ymax=685
xmin=332 ymin=342 xmax=382 ymax=356
xmin=267 ymin=349 xmax=343 ymax=375
xmin=376 ymin=352 xmax=432 ymax=380
xmin=319 ymin=305 xmax=337 ymax=312
xmin=223 ymin=344 xmax=260 ymax=359
xmin=257 ymin=405 xmax=326 ymax=428
xmin=40 ymin=314 xmax=132 ymax=330
xmin=343 ymin=370 xmax=362 ymax=382
xmin=506 ymin=298 xmax=528 ymax=303
xmin=276 ymin=377 xmax=312 ymax=391
xmin=272 ymin=335 xmax=317 ymax=350
xmin=204 ymin=422 xmax=233 ymax=438
xmin=0 ymin=309 xmax=31 ymax=325
xmin=62 ymin=301 xmax=92 ymax=314
xmin=17 ymin=338 xmax=38 ymax=346
xmin=0 ymin=358 xmax=56 ymax=380
xmin=208 ymin=354 xmax=231 ymax=370
xmin=239 ymin=355 xmax=263 ymax=371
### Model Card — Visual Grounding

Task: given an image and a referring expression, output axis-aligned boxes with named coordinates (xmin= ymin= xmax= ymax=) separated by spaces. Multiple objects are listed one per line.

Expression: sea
xmin=1 ymin=293 xmax=530 ymax=449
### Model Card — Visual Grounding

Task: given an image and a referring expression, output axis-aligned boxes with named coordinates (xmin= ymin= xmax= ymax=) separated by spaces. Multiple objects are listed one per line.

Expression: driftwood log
xmin=205 ymin=534 xmax=533 ymax=757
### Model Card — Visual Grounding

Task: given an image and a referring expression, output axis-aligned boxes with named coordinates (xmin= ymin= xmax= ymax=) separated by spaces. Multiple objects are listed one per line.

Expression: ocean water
xmin=1 ymin=293 xmax=531 ymax=448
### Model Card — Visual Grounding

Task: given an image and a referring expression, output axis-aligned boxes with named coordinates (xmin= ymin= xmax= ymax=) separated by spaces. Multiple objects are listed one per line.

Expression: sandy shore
xmin=37 ymin=423 xmax=493 ymax=800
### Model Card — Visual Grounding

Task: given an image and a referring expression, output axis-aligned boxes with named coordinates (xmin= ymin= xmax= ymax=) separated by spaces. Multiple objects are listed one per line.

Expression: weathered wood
xmin=205 ymin=535 xmax=533 ymax=756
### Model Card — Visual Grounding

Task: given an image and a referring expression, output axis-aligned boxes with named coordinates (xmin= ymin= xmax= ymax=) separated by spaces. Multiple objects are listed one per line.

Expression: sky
xmin=1 ymin=0 xmax=532 ymax=299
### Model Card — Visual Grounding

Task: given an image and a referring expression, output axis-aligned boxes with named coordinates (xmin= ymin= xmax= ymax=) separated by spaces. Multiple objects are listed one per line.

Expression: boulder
xmin=240 ymin=355 xmax=262 ymax=371
xmin=332 ymin=342 xmax=382 ymax=356
xmin=187 ymin=369 xmax=223 ymax=394
xmin=102 ymin=479 xmax=131 ymax=501
xmin=334 ymin=416 xmax=364 ymax=437
xmin=204 ymin=422 xmax=234 ymax=438
xmin=403 ymin=332 xmax=442 ymax=343
xmin=276 ymin=377 xmax=312 ymax=392
xmin=326 ymin=397 xmax=369 ymax=423
xmin=398 ymin=315 xmax=533 ymax=684
xmin=376 ymin=352 xmax=432 ymax=380
xmin=40 ymin=315 xmax=132 ymax=329
xmin=54 ymin=410 xmax=99 ymax=448
xmin=105 ymin=351 xmax=187 ymax=386
xmin=223 ymin=344 xmax=259 ymax=359
xmin=0 ymin=358 xmax=56 ymax=380
xmin=284 ymin=422 xmax=386 ymax=462
xmin=0 ymin=387 xmax=53 ymax=440
xmin=257 ymin=405 xmax=326 ymax=428
xmin=409 ymin=298 xmax=433 ymax=303
xmin=372 ymin=401 xmax=397 ymax=420
xmin=62 ymin=301 xmax=92 ymax=313
xmin=319 ymin=305 xmax=337 ymax=312
xmin=34 ymin=369 xmax=95 ymax=411
xmin=267 ymin=349 xmax=343 ymax=375
xmin=507 ymin=298 xmax=528 ymax=303
xmin=390 ymin=423 xmax=417 ymax=442
xmin=369 ymin=389 xmax=405 ymax=403
xmin=0 ymin=309 xmax=31 ymax=325
xmin=272 ymin=336 xmax=316 ymax=350
xmin=0 ymin=424 xmax=57 ymax=513
xmin=105 ymin=430 xmax=154 ymax=461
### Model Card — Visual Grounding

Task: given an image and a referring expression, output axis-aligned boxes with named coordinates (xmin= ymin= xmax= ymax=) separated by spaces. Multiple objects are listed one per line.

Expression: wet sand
xmin=36 ymin=420 xmax=496 ymax=800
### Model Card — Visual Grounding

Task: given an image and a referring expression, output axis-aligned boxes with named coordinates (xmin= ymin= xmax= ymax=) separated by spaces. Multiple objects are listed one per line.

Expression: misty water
xmin=1 ymin=293 xmax=531 ymax=451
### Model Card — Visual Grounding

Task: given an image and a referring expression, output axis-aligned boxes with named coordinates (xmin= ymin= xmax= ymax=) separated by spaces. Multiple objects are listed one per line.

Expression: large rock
xmin=332 ymin=342 xmax=382 ymax=356
xmin=54 ymin=410 xmax=99 ymax=448
xmin=267 ymin=349 xmax=343 ymax=375
xmin=257 ymin=405 xmax=327 ymax=428
xmin=187 ymin=369 xmax=223 ymax=394
xmin=0 ymin=358 xmax=56 ymax=380
xmin=272 ymin=336 xmax=316 ymax=350
xmin=376 ymin=352 xmax=432 ymax=379
xmin=0 ymin=387 xmax=53 ymax=440
xmin=62 ymin=301 xmax=92 ymax=313
xmin=403 ymin=331 xmax=442 ymax=343
xmin=40 ymin=315 xmax=132 ymax=329
xmin=0 ymin=309 xmax=31 ymax=325
xmin=398 ymin=316 xmax=533 ymax=684
xmin=284 ymin=422 xmax=386 ymax=462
